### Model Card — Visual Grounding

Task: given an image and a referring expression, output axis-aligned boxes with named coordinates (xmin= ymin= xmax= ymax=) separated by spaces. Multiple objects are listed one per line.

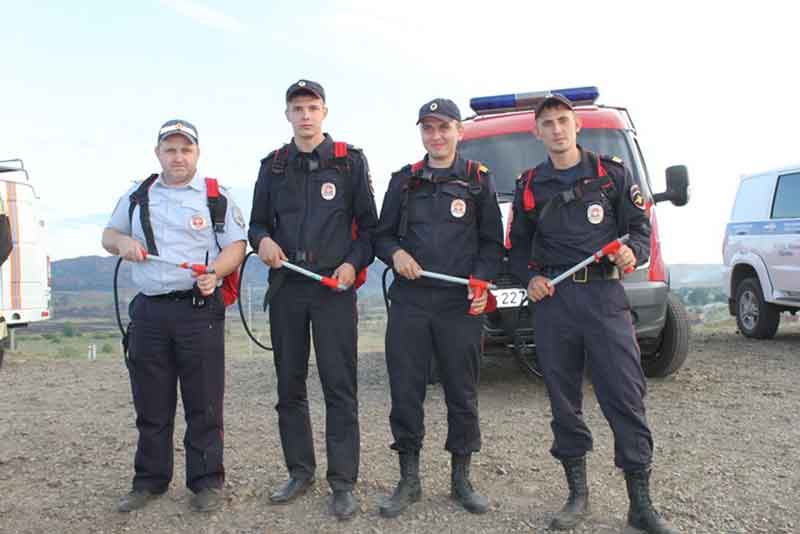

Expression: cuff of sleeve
xmin=343 ymin=252 xmax=362 ymax=271
xmin=249 ymin=231 xmax=269 ymax=251
xmin=386 ymin=246 xmax=402 ymax=267
xmin=471 ymin=264 xmax=493 ymax=282
xmin=632 ymin=245 xmax=647 ymax=267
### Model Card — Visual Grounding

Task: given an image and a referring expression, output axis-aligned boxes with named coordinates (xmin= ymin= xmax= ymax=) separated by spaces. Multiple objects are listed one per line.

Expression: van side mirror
xmin=653 ymin=165 xmax=689 ymax=206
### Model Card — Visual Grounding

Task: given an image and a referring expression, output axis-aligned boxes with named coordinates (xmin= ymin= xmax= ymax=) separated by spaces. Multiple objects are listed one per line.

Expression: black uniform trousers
xmin=126 ymin=290 xmax=226 ymax=494
xmin=269 ymin=279 xmax=359 ymax=492
xmin=386 ymin=282 xmax=482 ymax=455
xmin=533 ymin=278 xmax=653 ymax=471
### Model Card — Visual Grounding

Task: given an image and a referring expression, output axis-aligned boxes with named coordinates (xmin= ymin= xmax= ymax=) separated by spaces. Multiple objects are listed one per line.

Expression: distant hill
xmin=668 ymin=264 xmax=725 ymax=288
xmin=52 ymin=255 xmax=133 ymax=291
xmin=52 ymin=254 xmax=391 ymax=296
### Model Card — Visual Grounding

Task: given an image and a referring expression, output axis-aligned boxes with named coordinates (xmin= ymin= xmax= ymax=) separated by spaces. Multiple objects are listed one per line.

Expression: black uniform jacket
xmin=248 ymin=134 xmax=378 ymax=278
xmin=508 ymin=148 xmax=651 ymax=286
xmin=374 ymin=154 xmax=504 ymax=288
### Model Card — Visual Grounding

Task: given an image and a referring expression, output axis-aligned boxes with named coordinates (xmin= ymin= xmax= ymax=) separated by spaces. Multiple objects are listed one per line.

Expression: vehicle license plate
xmin=491 ymin=288 xmax=528 ymax=308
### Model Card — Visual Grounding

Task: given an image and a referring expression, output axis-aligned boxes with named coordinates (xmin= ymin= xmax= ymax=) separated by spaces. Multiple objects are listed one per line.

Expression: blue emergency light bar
xmin=469 ymin=86 xmax=599 ymax=115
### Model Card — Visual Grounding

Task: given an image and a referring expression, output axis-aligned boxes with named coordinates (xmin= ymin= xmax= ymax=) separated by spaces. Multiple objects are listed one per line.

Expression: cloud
xmin=161 ymin=0 xmax=246 ymax=33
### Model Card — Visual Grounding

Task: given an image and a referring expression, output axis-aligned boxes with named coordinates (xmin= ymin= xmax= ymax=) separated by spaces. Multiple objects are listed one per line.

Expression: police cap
xmin=286 ymin=79 xmax=326 ymax=102
xmin=417 ymin=98 xmax=461 ymax=124
xmin=534 ymin=93 xmax=574 ymax=118
xmin=157 ymin=119 xmax=199 ymax=144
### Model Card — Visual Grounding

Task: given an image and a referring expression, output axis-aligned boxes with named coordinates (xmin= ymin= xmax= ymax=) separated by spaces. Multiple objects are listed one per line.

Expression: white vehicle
xmin=723 ymin=166 xmax=800 ymax=338
xmin=0 ymin=159 xmax=51 ymax=331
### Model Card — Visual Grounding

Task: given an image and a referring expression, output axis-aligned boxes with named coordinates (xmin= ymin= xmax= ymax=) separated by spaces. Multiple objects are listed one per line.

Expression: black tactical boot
xmin=331 ymin=489 xmax=358 ymax=520
xmin=117 ymin=489 xmax=160 ymax=512
xmin=190 ymin=487 xmax=224 ymax=513
xmin=269 ymin=476 xmax=315 ymax=504
xmin=624 ymin=469 xmax=679 ymax=534
xmin=379 ymin=452 xmax=422 ymax=518
xmin=549 ymin=456 xmax=590 ymax=530
xmin=450 ymin=454 xmax=488 ymax=514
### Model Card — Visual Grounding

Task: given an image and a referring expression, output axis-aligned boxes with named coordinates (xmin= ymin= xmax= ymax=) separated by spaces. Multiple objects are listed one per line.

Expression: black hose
xmin=113 ymin=257 xmax=125 ymax=339
xmin=381 ymin=265 xmax=392 ymax=312
xmin=237 ymin=251 xmax=273 ymax=351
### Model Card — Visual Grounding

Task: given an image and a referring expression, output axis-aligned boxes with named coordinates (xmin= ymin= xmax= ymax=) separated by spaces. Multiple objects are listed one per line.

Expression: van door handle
xmin=764 ymin=223 xmax=777 ymax=231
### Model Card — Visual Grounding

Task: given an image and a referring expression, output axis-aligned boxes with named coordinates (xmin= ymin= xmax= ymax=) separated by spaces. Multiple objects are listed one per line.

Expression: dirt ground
xmin=1 ymin=322 xmax=799 ymax=534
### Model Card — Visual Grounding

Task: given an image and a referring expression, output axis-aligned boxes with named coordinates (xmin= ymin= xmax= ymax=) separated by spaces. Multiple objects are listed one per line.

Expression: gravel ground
xmin=1 ymin=323 xmax=799 ymax=534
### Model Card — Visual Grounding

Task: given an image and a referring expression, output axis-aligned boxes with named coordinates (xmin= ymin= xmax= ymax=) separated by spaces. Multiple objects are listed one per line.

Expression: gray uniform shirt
xmin=106 ymin=172 xmax=246 ymax=296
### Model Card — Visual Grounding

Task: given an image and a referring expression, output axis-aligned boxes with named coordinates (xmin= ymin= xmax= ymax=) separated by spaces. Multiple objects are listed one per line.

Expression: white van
xmin=0 ymin=159 xmax=51 ymax=334
xmin=723 ymin=166 xmax=800 ymax=338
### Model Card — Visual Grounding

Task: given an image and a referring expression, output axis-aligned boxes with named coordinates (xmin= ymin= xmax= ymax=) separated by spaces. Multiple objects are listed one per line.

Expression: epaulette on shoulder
xmin=262 ymin=144 xmax=292 ymax=164
xmin=600 ymin=154 xmax=625 ymax=168
xmin=343 ymin=144 xmax=365 ymax=163
xmin=260 ymin=151 xmax=276 ymax=164
xmin=517 ymin=167 xmax=537 ymax=181
xmin=392 ymin=164 xmax=413 ymax=178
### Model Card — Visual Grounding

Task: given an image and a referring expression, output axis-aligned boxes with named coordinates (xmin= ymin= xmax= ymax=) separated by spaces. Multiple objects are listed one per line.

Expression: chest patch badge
xmin=190 ymin=213 xmax=208 ymax=231
xmin=451 ymin=198 xmax=467 ymax=218
xmin=321 ymin=182 xmax=336 ymax=200
xmin=630 ymin=184 xmax=646 ymax=210
xmin=587 ymin=203 xmax=604 ymax=224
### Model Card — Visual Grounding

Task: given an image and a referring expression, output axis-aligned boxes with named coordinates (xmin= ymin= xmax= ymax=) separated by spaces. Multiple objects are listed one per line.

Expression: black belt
xmin=146 ymin=290 xmax=194 ymax=300
xmin=540 ymin=263 xmax=620 ymax=283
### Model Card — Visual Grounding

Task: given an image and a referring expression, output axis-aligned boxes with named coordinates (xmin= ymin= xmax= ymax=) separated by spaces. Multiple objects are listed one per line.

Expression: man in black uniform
xmin=508 ymin=94 xmax=677 ymax=533
xmin=103 ymin=119 xmax=246 ymax=513
xmin=248 ymin=80 xmax=378 ymax=520
xmin=374 ymin=98 xmax=504 ymax=518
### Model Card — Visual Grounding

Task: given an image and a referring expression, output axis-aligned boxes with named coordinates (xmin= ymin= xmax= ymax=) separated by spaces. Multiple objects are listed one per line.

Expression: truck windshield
xmin=459 ymin=129 xmax=639 ymax=196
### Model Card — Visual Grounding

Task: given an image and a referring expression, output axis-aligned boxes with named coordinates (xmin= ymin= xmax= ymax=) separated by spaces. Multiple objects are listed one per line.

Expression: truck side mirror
xmin=653 ymin=165 xmax=690 ymax=206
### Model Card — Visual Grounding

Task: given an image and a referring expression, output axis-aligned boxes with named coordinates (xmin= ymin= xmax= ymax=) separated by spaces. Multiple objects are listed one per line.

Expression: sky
xmin=1 ymin=0 xmax=798 ymax=264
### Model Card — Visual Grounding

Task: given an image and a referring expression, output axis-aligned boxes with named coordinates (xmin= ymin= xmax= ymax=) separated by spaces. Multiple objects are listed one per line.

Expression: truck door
xmin=769 ymin=171 xmax=800 ymax=293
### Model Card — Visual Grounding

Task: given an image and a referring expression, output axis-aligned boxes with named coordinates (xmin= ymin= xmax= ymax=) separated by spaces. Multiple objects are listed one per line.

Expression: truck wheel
xmin=513 ymin=334 xmax=542 ymax=379
xmin=641 ymin=292 xmax=690 ymax=378
xmin=735 ymin=277 xmax=780 ymax=339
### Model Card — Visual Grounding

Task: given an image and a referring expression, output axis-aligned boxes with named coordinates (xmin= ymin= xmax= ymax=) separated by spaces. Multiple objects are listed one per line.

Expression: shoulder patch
xmin=630 ymin=184 xmax=645 ymax=210
xmin=232 ymin=205 xmax=245 ymax=228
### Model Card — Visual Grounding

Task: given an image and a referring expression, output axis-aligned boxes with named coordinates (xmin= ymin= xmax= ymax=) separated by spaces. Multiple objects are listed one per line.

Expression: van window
xmin=771 ymin=172 xmax=800 ymax=219
xmin=730 ymin=174 xmax=775 ymax=222
xmin=459 ymin=129 xmax=638 ymax=196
